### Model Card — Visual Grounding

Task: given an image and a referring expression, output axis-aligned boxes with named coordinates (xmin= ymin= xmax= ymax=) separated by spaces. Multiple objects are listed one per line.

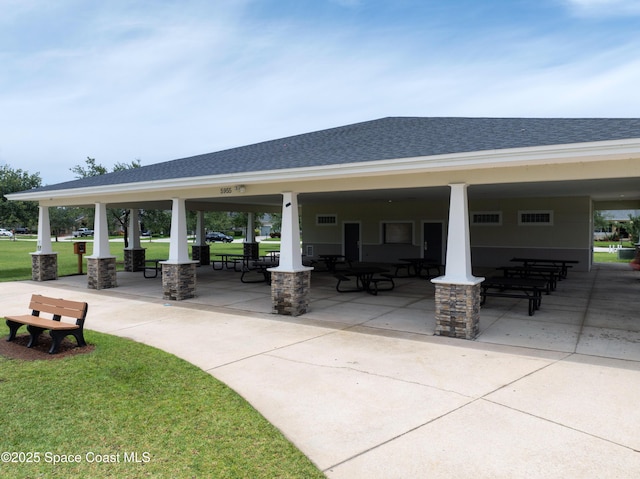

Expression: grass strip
xmin=0 ymin=238 xmax=280 ymax=282
xmin=0 ymin=325 xmax=324 ymax=478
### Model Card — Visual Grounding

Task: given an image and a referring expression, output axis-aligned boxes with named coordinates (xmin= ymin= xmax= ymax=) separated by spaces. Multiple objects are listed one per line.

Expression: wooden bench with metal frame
xmin=5 ymin=294 xmax=89 ymax=354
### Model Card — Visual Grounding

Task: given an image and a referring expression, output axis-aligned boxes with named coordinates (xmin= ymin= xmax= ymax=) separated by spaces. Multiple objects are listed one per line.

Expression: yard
xmin=0 ymin=236 xmax=324 ymax=479
xmin=0 ymin=236 xmax=281 ymax=282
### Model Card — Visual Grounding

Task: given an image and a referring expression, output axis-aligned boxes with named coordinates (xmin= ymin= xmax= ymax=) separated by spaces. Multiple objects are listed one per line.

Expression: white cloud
xmin=1 ymin=0 xmax=640 ymax=184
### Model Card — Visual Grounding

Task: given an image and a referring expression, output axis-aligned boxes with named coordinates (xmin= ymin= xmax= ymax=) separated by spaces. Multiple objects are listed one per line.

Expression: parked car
xmin=0 ymin=228 xmax=14 ymax=237
xmin=14 ymin=227 xmax=29 ymax=234
xmin=205 ymin=232 xmax=233 ymax=243
xmin=72 ymin=227 xmax=94 ymax=237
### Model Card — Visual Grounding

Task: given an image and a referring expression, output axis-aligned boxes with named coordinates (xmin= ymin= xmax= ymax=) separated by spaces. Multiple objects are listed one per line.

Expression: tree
xmin=70 ymin=157 xmax=142 ymax=247
xmin=628 ymin=214 xmax=640 ymax=243
xmin=593 ymin=210 xmax=610 ymax=233
xmin=0 ymin=164 xmax=42 ymax=232
xmin=69 ymin=157 xmax=108 ymax=178
xmin=49 ymin=207 xmax=80 ymax=241
xmin=141 ymin=209 xmax=171 ymax=237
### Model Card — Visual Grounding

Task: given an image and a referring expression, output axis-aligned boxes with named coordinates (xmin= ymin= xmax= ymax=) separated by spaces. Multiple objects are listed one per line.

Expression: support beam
xmin=124 ymin=209 xmax=145 ymax=272
xmin=192 ymin=211 xmax=210 ymax=266
xmin=35 ymin=205 xmax=53 ymax=254
xmin=431 ymin=184 xmax=484 ymax=339
xmin=90 ymin=202 xmax=112 ymax=259
xmin=194 ymin=211 xmax=205 ymax=246
xmin=87 ymin=202 xmax=117 ymax=289
xmin=270 ymin=192 xmax=310 ymax=273
xmin=243 ymin=211 xmax=259 ymax=260
xmin=432 ymin=184 xmax=483 ymax=285
xmin=269 ymin=192 xmax=313 ymax=316
xmin=167 ymin=198 xmax=190 ymax=263
xmin=128 ymin=209 xmax=142 ymax=249
xmin=246 ymin=212 xmax=255 ymax=243
xmin=163 ymin=198 xmax=197 ymax=300
xmin=31 ymin=204 xmax=57 ymax=281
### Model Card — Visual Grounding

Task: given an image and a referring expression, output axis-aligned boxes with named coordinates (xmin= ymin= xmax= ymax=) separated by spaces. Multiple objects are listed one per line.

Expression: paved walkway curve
xmin=1 ymin=263 xmax=639 ymax=478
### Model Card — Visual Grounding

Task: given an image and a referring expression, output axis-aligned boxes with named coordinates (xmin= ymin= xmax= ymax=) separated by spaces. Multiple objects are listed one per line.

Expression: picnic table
xmin=334 ymin=265 xmax=394 ymax=295
xmin=240 ymin=259 xmax=279 ymax=284
xmin=481 ymin=276 xmax=549 ymax=316
xmin=396 ymin=258 xmax=442 ymax=278
xmin=496 ymin=265 xmax=560 ymax=292
xmin=143 ymin=258 xmax=165 ymax=278
xmin=319 ymin=254 xmax=348 ymax=273
xmin=510 ymin=257 xmax=578 ymax=279
xmin=212 ymin=253 xmax=251 ymax=271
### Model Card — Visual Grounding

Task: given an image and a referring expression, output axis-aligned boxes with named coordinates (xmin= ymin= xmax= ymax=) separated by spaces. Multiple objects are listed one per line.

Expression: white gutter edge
xmin=7 ymin=138 xmax=640 ymax=202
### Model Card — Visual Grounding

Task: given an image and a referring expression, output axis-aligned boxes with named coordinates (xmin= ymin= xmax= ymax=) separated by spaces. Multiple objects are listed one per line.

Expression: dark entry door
xmin=423 ymin=222 xmax=443 ymax=265
xmin=344 ymin=223 xmax=360 ymax=262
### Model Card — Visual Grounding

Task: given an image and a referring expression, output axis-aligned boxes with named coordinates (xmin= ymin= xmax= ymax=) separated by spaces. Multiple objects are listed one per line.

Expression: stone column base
xmin=271 ymin=270 xmax=311 ymax=316
xmin=244 ymin=242 xmax=259 ymax=260
xmin=31 ymin=253 xmax=58 ymax=281
xmin=124 ymin=248 xmax=146 ymax=272
xmin=192 ymin=245 xmax=210 ymax=266
xmin=434 ymin=282 xmax=480 ymax=339
xmin=87 ymin=257 xmax=118 ymax=290
xmin=162 ymin=262 xmax=197 ymax=300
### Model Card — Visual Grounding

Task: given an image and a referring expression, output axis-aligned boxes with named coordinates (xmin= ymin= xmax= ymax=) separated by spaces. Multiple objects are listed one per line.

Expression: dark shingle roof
xmin=34 ymin=117 xmax=640 ymax=192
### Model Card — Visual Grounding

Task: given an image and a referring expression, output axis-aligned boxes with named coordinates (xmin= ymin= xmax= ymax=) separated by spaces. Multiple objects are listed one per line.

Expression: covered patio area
xmin=40 ymin=261 xmax=640 ymax=361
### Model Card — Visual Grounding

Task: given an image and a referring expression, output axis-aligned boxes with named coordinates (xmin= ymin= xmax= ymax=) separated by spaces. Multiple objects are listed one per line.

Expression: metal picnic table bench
xmin=395 ymin=258 xmax=442 ymax=278
xmin=240 ymin=258 xmax=279 ymax=284
xmin=496 ymin=265 xmax=560 ymax=292
xmin=143 ymin=258 xmax=166 ymax=278
xmin=510 ymin=257 xmax=579 ymax=279
xmin=334 ymin=265 xmax=395 ymax=295
xmin=212 ymin=253 xmax=252 ymax=271
xmin=481 ymin=276 xmax=549 ymax=316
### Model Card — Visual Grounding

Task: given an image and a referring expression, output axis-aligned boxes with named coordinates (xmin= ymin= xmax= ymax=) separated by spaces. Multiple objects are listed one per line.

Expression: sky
xmin=1 ymin=0 xmax=640 ymax=186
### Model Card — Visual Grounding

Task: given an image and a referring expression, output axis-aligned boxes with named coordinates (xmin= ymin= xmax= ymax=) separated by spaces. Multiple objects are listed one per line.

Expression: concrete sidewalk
xmin=1 ymin=263 xmax=639 ymax=478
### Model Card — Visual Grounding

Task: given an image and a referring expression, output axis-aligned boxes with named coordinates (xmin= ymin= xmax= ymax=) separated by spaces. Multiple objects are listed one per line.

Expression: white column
xmin=35 ymin=204 xmax=53 ymax=254
xmin=270 ymin=192 xmax=312 ymax=272
xmin=432 ymin=183 xmax=484 ymax=285
xmin=246 ymin=212 xmax=255 ymax=243
xmin=89 ymin=202 xmax=113 ymax=258
xmin=127 ymin=209 xmax=141 ymax=249
xmin=194 ymin=211 xmax=205 ymax=246
xmin=167 ymin=198 xmax=190 ymax=263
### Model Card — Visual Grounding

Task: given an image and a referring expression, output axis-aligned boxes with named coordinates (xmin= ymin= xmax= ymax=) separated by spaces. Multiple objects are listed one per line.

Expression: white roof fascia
xmin=8 ymin=138 xmax=640 ymax=202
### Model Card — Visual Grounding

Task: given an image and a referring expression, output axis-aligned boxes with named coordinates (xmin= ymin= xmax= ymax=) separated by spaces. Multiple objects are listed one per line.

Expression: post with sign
xmin=73 ymin=242 xmax=87 ymax=274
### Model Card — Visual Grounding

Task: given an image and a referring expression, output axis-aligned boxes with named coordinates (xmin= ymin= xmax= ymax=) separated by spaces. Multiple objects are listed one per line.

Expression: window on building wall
xmin=471 ymin=211 xmax=502 ymax=226
xmin=316 ymin=214 xmax=337 ymax=226
xmin=383 ymin=222 xmax=413 ymax=244
xmin=518 ymin=210 xmax=554 ymax=226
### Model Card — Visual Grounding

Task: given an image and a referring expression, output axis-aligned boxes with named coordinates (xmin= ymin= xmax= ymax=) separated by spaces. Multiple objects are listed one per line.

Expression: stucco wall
xmin=301 ymin=196 xmax=592 ymax=270
xmin=301 ymin=199 xmax=448 ymax=260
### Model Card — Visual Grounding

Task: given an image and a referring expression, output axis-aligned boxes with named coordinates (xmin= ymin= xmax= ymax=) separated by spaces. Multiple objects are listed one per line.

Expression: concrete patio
xmin=1 ymin=261 xmax=639 ymax=477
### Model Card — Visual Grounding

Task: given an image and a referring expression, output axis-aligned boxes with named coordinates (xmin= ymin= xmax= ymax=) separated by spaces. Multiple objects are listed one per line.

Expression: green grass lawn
xmin=0 ymin=238 xmax=324 ymax=478
xmin=0 ymin=237 xmax=281 ymax=282
xmin=593 ymin=240 xmax=637 ymax=264
xmin=0 ymin=326 xmax=324 ymax=478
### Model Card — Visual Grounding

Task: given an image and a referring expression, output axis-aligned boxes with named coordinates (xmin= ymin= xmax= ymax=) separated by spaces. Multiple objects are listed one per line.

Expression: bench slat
xmin=5 ymin=314 xmax=79 ymax=330
xmin=28 ymin=294 xmax=87 ymax=319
